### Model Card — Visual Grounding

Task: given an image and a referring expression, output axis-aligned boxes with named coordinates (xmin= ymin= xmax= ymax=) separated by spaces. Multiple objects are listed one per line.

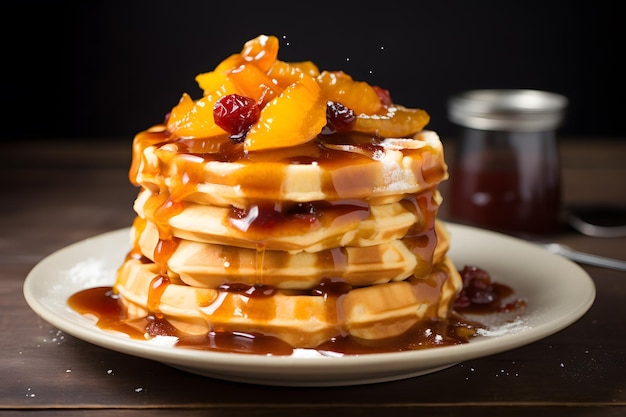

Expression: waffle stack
xmin=113 ymin=35 xmax=462 ymax=349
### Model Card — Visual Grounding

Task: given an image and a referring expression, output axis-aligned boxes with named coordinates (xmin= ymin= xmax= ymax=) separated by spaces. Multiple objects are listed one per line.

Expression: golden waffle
xmin=133 ymin=187 xmax=440 ymax=253
xmin=115 ymin=255 xmax=462 ymax=348
xmin=104 ymin=35 xmax=463 ymax=352
xmin=132 ymin=219 xmax=450 ymax=290
xmin=131 ymin=128 xmax=447 ymax=208
xmin=118 ymin=128 xmax=453 ymax=349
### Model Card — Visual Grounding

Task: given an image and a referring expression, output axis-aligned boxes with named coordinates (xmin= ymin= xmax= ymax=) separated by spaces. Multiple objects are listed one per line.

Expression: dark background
xmin=6 ymin=1 xmax=625 ymax=142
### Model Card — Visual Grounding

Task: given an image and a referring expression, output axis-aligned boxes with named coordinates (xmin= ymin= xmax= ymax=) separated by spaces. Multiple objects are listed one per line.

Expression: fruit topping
xmin=322 ymin=101 xmax=357 ymax=135
xmin=227 ymin=63 xmax=281 ymax=108
xmin=239 ymin=34 xmax=279 ymax=72
xmin=213 ymin=94 xmax=260 ymax=142
xmin=454 ymin=265 xmax=526 ymax=314
xmin=164 ymin=34 xmax=430 ymax=150
xmin=267 ymin=60 xmax=321 ymax=88
xmin=167 ymin=93 xmax=227 ymax=139
xmin=454 ymin=265 xmax=495 ymax=308
xmin=244 ymin=73 xmax=327 ymax=152
xmin=354 ymin=105 xmax=430 ymax=138
xmin=195 ymin=61 xmax=239 ymax=98
xmin=317 ymin=71 xmax=383 ymax=115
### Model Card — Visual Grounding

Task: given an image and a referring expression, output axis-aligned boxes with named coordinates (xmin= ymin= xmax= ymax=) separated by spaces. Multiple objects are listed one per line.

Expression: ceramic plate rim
xmin=23 ymin=223 xmax=596 ymax=386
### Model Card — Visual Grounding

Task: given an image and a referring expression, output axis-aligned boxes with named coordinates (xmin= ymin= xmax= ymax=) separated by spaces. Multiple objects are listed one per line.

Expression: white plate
xmin=23 ymin=223 xmax=595 ymax=387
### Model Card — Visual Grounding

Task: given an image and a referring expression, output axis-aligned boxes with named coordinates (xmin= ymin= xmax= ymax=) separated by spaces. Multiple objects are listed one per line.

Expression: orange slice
xmin=268 ymin=60 xmax=320 ymax=89
xmin=354 ymin=106 xmax=430 ymax=138
xmin=227 ymin=63 xmax=282 ymax=107
xmin=244 ymin=74 xmax=326 ymax=152
xmin=240 ymin=34 xmax=279 ymax=72
xmin=317 ymin=71 xmax=382 ymax=115
xmin=167 ymin=93 xmax=228 ymax=139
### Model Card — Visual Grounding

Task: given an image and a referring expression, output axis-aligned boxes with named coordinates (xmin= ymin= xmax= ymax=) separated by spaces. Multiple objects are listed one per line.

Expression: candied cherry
xmin=454 ymin=265 xmax=495 ymax=309
xmin=322 ymin=101 xmax=356 ymax=135
xmin=213 ymin=94 xmax=260 ymax=142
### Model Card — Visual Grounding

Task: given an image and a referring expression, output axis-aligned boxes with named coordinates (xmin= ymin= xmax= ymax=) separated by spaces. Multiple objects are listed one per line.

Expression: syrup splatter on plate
xmin=24 ymin=223 xmax=595 ymax=386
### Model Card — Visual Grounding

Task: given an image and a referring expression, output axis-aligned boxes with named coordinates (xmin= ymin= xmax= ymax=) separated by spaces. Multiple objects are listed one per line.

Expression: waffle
xmin=115 ymin=254 xmax=461 ymax=348
xmin=133 ymin=185 xmax=439 ymax=254
xmin=108 ymin=34 xmax=461 ymax=352
xmin=130 ymin=217 xmax=450 ymax=290
xmin=131 ymin=128 xmax=447 ymax=208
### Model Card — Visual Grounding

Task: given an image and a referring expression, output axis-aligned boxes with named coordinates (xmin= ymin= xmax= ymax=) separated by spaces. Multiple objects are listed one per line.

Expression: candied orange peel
xmin=166 ymin=34 xmax=430 ymax=152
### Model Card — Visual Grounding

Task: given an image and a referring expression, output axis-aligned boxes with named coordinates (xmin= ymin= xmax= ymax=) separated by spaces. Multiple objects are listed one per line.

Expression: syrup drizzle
xmin=68 ymin=129 xmax=523 ymax=355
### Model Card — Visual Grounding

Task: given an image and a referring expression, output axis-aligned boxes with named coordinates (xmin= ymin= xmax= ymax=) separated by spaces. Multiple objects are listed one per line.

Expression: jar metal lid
xmin=448 ymin=89 xmax=568 ymax=132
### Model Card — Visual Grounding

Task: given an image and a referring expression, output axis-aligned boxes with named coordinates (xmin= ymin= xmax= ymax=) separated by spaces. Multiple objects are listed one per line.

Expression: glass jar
xmin=447 ymin=89 xmax=568 ymax=236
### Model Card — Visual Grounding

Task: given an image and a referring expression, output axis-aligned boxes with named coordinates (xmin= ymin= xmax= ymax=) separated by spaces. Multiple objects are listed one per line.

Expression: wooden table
xmin=2 ymin=138 xmax=625 ymax=416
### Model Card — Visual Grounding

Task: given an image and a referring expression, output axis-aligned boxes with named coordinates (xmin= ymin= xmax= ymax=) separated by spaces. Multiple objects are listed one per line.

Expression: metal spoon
xmin=537 ymin=242 xmax=626 ymax=271
xmin=567 ymin=205 xmax=626 ymax=238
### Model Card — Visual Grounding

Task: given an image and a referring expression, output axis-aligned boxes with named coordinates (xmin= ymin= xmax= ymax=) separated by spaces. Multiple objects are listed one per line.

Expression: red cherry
xmin=213 ymin=94 xmax=260 ymax=141
xmin=322 ymin=101 xmax=356 ymax=135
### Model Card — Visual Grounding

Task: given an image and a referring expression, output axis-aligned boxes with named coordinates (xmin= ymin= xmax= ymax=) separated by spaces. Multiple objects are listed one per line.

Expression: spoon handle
xmin=545 ymin=244 xmax=626 ymax=271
